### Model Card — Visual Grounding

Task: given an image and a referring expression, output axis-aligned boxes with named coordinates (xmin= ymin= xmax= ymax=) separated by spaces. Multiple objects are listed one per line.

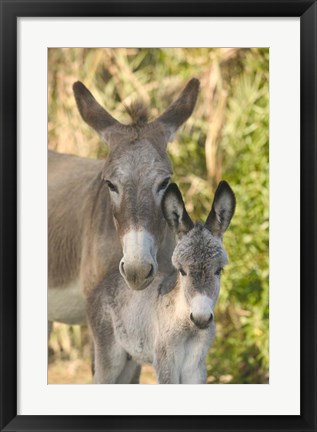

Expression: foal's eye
xmin=105 ymin=180 xmax=118 ymax=193
xmin=214 ymin=267 xmax=223 ymax=276
xmin=179 ymin=268 xmax=187 ymax=276
xmin=157 ymin=178 xmax=170 ymax=193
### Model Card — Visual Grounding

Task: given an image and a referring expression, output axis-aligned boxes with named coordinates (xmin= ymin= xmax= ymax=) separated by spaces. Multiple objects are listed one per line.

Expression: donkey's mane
xmin=124 ymin=100 xmax=150 ymax=126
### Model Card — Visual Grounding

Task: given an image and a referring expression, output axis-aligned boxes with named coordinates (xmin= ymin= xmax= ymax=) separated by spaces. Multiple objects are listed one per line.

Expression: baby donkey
xmin=87 ymin=181 xmax=235 ymax=384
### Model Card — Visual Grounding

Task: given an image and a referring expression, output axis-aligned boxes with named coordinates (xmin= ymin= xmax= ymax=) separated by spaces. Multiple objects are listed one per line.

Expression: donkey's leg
xmin=116 ymin=357 xmax=141 ymax=384
xmin=90 ymin=340 xmax=95 ymax=376
xmin=48 ymin=321 xmax=53 ymax=340
xmin=93 ymin=341 xmax=127 ymax=384
xmin=130 ymin=365 xmax=142 ymax=384
xmin=92 ymin=318 xmax=127 ymax=383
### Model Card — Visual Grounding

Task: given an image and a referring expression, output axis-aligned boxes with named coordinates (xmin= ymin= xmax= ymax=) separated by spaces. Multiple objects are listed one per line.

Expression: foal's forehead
xmin=103 ymin=140 xmax=172 ymax=181
xmin=176 ymin=224 xmax=225 ymax=265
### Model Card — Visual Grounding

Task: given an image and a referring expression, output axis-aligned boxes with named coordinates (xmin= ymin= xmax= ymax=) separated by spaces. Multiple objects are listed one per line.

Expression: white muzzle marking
xmin=190 ymin=295 xmax=214 ymax=322
xmin=119 ymin=229 xmax=158 ymax=289
xmin=121 ymin=229 xmax=156 ymax=262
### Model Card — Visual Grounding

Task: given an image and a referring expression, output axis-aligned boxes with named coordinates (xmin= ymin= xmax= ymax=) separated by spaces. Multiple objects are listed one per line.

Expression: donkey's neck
xmin=80 ymin=172 xmax=123 ymax=295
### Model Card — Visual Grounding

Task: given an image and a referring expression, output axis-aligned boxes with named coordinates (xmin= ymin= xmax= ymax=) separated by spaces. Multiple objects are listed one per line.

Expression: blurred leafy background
xmin=48 ymin=48 xmax=269 ymax=384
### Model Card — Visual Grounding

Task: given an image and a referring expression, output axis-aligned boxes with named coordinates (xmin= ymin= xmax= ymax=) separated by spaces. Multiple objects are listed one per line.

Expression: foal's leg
xmin=180 ymin=336 xmax=211 ymax=384
xmin=180 ymin=359 xmax=207 ymax=384
xmin=154 ymin=345 xmax=180 ymax=384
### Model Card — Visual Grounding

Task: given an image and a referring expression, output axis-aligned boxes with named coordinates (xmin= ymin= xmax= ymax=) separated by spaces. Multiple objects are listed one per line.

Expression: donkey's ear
xmin=154 ymin=78 xmax=200 ymax=142
xmin=73 ymin=82 xmax=120 ymax=139
xmin=162 ymin=183 xmax=194 ymax=237
xmin=205 ymin=181 xmax=236 ymax=238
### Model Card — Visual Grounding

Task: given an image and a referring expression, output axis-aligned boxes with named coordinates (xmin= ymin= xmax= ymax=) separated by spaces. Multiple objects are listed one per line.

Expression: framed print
xmin=0 ymin=1 xmax=316 ymax=431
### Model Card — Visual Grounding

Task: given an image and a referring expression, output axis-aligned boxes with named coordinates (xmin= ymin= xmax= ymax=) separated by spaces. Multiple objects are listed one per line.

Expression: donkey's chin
xmin=125 ymin=276 xmax=155 ymax=291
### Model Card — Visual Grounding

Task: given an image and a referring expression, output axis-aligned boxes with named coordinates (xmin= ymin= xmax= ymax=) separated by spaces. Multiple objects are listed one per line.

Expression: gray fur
xmin=87 ymin=182 xmax=235 ymax=384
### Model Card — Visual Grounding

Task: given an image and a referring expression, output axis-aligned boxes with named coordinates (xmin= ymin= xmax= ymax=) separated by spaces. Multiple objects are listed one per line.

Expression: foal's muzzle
xmin=189 ymin=295 xmax=214 ymax=329
xmin=190 ymin=312 xmax=214 ymax=330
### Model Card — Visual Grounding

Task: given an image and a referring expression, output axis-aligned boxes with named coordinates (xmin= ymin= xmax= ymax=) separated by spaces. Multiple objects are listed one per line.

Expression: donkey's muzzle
xmin=120 ymin=229 xmax=158 ymax=290
xmin=120 ymin=260 xmax=155 ymax=290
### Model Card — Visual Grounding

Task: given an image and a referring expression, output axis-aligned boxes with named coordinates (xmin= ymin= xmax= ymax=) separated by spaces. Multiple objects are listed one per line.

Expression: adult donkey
xmin=48 ymin=78 xmax=200 ymax=329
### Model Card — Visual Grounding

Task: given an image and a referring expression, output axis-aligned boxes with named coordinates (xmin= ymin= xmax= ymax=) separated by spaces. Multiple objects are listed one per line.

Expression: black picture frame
xmin=0 ymin=1 xmax=316 ymax=431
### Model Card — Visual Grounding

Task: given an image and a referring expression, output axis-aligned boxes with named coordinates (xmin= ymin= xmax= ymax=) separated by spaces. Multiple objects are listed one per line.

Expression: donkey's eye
xmin=179 ymin=268 xmax=187 ymax=276
xmin=105 ymin=180 xmax=118 ymax=193
xmin=157 ymin=178 xmax=170 ymax=193
xmin=214 ymin=267 xmax=223 ymax=276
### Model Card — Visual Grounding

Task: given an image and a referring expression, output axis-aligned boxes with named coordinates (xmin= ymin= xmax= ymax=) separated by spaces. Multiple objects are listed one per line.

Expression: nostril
xmin=190 ymin=313 xmax=194 ymax=323
xmin=146 ymin=264 xmax=154 ymax=279
xmin=208 ymin=314 xmax=214 ymax=324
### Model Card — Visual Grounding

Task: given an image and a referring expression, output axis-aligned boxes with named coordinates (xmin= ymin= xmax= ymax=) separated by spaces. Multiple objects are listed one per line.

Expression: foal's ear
xmin=154 ymin=78 xmax=200 ymax=143
xmin=162 ymin=183 xmax=194 ymax=237
xmin=205 ymin=181 xmax=236 ymax=238
xmin=73 ymin=82 xmax=120 ymax=140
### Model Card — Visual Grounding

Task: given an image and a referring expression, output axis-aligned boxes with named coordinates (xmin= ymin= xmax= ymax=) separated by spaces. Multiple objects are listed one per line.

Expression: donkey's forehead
xmin=173 ymin=224 xmax=225 ymax=267
xmin=102 ymin=140 xmax=172 ymax=180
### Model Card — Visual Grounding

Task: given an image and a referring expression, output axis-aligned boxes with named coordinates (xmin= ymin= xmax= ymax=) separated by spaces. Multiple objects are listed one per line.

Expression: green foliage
xmin=48 ymin=48 xmax=269 ymax=384
xmin=208 ymin=48 xmax=269 ymax=383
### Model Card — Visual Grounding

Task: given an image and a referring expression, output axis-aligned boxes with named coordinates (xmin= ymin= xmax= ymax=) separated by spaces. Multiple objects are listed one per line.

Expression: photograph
xmin=48 ymin=47 xmax=269 ymax=385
